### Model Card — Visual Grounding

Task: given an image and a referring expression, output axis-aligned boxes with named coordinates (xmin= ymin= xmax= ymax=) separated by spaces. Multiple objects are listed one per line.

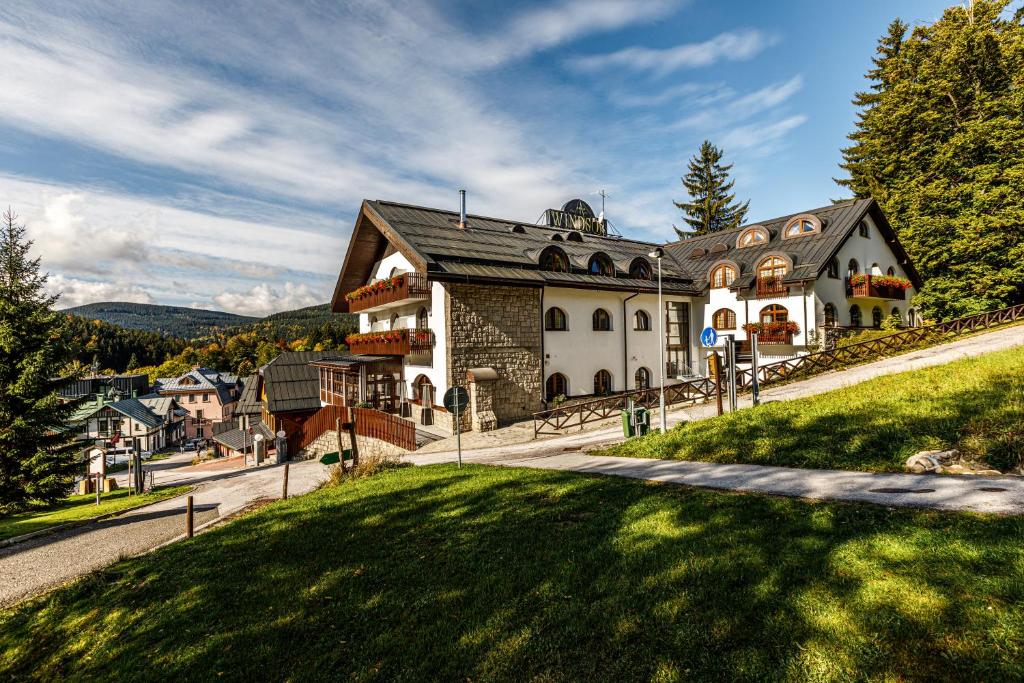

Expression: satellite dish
xmin=561 ymin=199 xmax=595 ymax=218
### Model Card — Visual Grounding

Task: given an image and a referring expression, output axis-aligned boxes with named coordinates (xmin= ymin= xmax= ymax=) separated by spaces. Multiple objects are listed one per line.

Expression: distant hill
xmin=61 ymin=302 xmax=259 ymax=339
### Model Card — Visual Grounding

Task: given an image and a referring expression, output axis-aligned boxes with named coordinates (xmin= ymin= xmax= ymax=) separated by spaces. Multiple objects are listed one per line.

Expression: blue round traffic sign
xmin=700 ymin=326 xmax=718 ymax=348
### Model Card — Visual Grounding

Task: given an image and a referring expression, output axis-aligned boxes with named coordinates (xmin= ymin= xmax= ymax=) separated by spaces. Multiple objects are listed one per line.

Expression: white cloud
xmin=720 ymin=115 xmax=809 ymax=153
xmin=213 ymin=282 xmax=320 ymax=317
xmin=47 ymin=274 xmax=155 ymax=308
xmin=673 ymin=75 xmax=804 ymax=130
xmin=569 ymin=29 xmax=777 ymax=77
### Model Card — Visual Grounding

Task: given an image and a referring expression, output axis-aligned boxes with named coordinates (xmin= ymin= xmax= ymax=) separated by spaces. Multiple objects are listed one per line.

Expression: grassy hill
xmin=61 ymin=302 xmax=258 ymax=339
xmin=2 ymin=464 xmax=1021 ymax=680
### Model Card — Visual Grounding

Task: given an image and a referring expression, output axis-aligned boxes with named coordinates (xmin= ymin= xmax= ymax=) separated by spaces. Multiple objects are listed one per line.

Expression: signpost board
xmin=700 ymin=326 xmax=718 ymax=348
xmin=443 ymin=386 xmax=469 ymax=469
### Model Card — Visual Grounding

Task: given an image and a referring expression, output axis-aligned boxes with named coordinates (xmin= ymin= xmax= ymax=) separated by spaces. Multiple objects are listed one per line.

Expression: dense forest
xmin=62 ymin=302 xmax=359 ymax=380
xmin=60 ymin=302 xmax=258 ymax=338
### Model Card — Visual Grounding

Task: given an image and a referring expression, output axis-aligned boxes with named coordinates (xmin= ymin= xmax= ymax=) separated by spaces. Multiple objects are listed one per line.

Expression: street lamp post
xmin=648 ymin=247 xmax=666 ymax=433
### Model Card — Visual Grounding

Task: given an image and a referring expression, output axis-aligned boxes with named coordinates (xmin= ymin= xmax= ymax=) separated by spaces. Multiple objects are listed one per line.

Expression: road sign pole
xmin=750 ymin=331 xmax=760 ymax=406
xmin=455 ymin=391 xmax=462 ymax=469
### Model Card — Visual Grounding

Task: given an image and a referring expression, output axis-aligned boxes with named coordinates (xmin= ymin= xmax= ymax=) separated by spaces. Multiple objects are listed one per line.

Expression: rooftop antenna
xmin=598 ymin=189 xmax=608 ymax=222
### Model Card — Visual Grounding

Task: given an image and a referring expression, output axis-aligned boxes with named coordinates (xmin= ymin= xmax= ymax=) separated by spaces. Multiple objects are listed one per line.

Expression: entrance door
xmin=665 ymin=301 xmax=690 ymax=377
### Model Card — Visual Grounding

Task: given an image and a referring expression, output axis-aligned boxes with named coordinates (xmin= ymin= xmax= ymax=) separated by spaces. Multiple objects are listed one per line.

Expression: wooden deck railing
xmin=346 ymin=328 xmax=435 ymax=356
xmin=846 ymin=275 xmax=906 ymax=300
xmin=531 ymin=302 xmax=1024 ymax=437
xmin=347 ymin=273 xmax=430 ymax=313
xmin=755 ymin=278 xmax=789 ymax=298
xmin=294 ymin=404 xmax=417 ymax=454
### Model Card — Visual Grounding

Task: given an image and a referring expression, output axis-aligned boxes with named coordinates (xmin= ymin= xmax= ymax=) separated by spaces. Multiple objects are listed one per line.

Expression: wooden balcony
xmin=846 ymin=275 xmax=907 ymax=301
xmin=346 ymin=273 xmax=430 ymax=314
xmin=346 ymin=328 xmax=435 ymax=356
xmin=756 ymin=331 xmax=794 ymax=345
xmin=755 ymin=278 xmax=789 ymax=298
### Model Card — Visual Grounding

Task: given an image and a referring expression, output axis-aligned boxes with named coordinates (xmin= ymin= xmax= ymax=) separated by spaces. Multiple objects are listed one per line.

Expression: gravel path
xmin=0 ymin=457 xmax=331 ymax=607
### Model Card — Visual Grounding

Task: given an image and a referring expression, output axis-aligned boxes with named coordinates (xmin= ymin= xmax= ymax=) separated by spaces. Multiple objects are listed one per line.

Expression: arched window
xmin=629 ymin=258 xmax=652 ymax=280
xmin=891 ymin=307 xmax=902 ymax=326
xmin=859 ymin=220 xmax=870 ymax=238
xmin=848 ymin=259 xmax=860 ymax=275
xmin=544 ymin=309 xmax=569 ymax=331
xmin=737 ymin=226 xmax=768 ymax=248
xmin=592 ymin=308 xmax=611 ymax=331
xmin=710 ymin=264 xmax=737 ymax=288
xmin=633 ymin=309 xmax=651 ymax=331
xmin=760 ymin=304 xmax=788 ymax=324
xmin=540 ymin=246 xmax=569 ymax=272
xmin=907 ymin=307 xmax=917 ymax=327
xmin=412 ymin=375 xmax=434 ymax=404
xmin=545 ymin=373 xmax=568 ymax=401
xmin=871 ymin=263 xmax=882 ymax=275
xmin=712 ymin=308 xmax=736 ymax=330
xmin=850 ymin=304 xmax=862 ymax=327
xmin=827 ymin=257 xmax=840 ymax=279
xmin=758 ymin=256 xmax=787 ymax=281
xmin=369 ymin=315 xmax=378 ymax=330
xmin=417 ymin=306 xmax=428 ymax=329
xmin=390 ymin=313 xmax=400 ymax=330
xmin=594 ymin=370 xmax=613 ymax=396
xmin=783 ymin=214 xmax=821 ymax=238
xmin=887 ymin=266 xmax=896 ymax=276
xmin=872 ymin=306 xmax=883 ymax=328
xmin=634 ymin=367 xmax=651 ymax=390
xmin=824 ymin=303 xmax=837 ymax=327
xmin=588 ymin=252 xmax=615 ymax=277
xmin=544 ymin=307 xmax=567 ymax=331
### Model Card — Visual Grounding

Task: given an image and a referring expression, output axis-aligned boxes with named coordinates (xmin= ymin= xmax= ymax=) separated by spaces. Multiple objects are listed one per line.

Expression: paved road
xmin=0 ymin=456 xmax=331 ymax=607
xmin=409 ymin=324 xmax=1024 ymax=513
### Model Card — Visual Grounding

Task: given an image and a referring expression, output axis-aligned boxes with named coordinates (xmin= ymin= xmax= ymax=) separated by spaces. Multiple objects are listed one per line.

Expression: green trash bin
xmin=621 ymin=409 xmax=635 ymax=437
xmin=634 ymin=407 xmax=650 ymax=436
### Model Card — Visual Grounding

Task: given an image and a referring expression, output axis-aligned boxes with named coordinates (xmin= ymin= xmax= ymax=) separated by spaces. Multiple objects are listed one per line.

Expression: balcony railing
xmin=756 ymin=331 xmax=794 ymax=345
xmin=346 ymin=273 xmax=430 ymax=313
xmin=846 ymin=275 xmax=907 ymax=301
xmin=755 ymin=277 xmax=789 ymax=298
xmin=346 ymin=328 xmax=435 ymax=356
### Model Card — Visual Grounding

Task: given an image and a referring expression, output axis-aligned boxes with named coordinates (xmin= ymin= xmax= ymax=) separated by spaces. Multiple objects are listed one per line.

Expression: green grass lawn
xmin=2 ymin=465 xmax=1021 ymax=681
xmin=0 ymin=485 xmax=191 ymax=542
xmin=604 ymin=346 xmax=1024 ymax=472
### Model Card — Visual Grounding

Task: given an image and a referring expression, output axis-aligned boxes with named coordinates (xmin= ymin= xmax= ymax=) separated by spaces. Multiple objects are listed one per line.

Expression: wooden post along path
xmin=282 ymin=463 xmax=290 ymax=500
xmin=185 ymin=495 xmax=194 ymax=538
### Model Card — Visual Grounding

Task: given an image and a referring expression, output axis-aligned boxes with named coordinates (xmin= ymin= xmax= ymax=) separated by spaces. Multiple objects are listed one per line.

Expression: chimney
xmin=458 ymin=189 xmax=467 ymax=228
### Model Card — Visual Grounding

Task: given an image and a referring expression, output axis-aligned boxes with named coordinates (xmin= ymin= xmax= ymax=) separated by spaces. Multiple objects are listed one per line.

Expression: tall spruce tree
xmin=673 ymin=140 xmax=749 ymax=238
xmin=838 ymin=0 xmax=1024 ymax=318
xmin=0 ymin=208 xmax=80 ymax=511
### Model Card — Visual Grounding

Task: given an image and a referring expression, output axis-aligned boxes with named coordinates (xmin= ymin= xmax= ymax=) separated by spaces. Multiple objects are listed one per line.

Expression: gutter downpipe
xmin=802 ymin=282 xmax=809 ymax=350
xmin=622 ymin=291 xmax=640 ymax=391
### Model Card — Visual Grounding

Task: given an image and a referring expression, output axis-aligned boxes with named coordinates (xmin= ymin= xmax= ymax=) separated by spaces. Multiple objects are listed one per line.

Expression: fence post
xmin=711 ymin=352 xmax=724 ymax=416
xmin=185 ymin=495 xmax=194 ymax=538
xmin=282 ymin=462 xmax=290 ymax=500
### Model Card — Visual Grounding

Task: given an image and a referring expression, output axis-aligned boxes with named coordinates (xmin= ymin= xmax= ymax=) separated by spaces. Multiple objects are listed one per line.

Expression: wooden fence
xmin=532 ymin=302 xmax=1024 ymax=436
xmin=294 ymin=404 xmax=417 ymax=454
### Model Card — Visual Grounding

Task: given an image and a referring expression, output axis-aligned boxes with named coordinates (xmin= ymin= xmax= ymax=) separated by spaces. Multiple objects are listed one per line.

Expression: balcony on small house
xmin=846 ymin=274 xmax=908 ymax=301
xmin=346 ymin=328 xmax=435 ymax=356
xmin=755 ymin=277 xmax=789 ymax=298
xmin=345 ymin=273 xmax=430 ymax=314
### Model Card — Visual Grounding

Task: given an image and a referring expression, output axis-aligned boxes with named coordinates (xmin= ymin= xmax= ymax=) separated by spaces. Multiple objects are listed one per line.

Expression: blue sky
xmin=0 ymin=0 xmax=953 ymax=315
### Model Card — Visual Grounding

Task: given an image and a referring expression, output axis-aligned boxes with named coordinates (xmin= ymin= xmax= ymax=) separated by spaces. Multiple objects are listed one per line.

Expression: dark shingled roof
xmin=663 ymin=198 xmax=923 ymax=289
xmin=262 ymin=351 xmax=331 ymax=414
xmin=234 ymin=374 xmax=263 ymax=416
xmin=213 ymin=421 xmax=276 ymax=452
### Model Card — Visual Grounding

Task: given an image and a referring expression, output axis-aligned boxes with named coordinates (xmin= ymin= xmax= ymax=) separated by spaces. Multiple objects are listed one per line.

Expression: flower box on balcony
xmin=755 ymin=276 xmax=789 ymax=298
xmin=847 ymin=274 xmax=910 ymax=300
xmin=344 ymin=273 xmax=430 ymax=313
xmin=345 ymin=328 xmax=434 ymax=356
xmin=742 ymin=320 xmax=800 ymax=344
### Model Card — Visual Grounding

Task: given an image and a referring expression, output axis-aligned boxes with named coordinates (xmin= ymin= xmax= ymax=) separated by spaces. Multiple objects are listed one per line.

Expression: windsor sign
xmin=543 ymin=208 xmax=607 ymax=235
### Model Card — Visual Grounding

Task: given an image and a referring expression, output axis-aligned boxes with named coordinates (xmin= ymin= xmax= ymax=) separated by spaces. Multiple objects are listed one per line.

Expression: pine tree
xmin=0 ymin=208 xmax=81 ymax=511
xmin=673 ymin=140 xmax=750 ymax=238
xmin=126 ymin=353 xmax=139 ymax=372
xmin=838 ymin=1 xmax=1024 ymax=318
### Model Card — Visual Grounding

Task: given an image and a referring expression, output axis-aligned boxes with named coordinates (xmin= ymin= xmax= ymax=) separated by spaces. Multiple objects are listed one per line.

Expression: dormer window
xmin=737 ymin=226 xmax=768 ymax=248
xmin=540 ymin=246 xmax=569 ymax=272
xmin=710 ymin=263 xmax=737 ymax=289
xmin=628 ymin=258 xmax=652 ymax=280
xmin=782 ymin=214 xmax=821 ymax=239
xmin=566 ymin=232 xmax=584 ymax=243
xmin=588 ymin=252 xmax=615 ymax=277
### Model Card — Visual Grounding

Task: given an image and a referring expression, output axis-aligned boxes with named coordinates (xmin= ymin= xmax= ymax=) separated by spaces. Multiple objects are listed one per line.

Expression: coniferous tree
xmin=673 ymin=140 xmax=749 ymax=238
xmin=838 ymin=1 xmax=1024 ymax=318
xmin=0 ymin=209 xmax=80 ymax=511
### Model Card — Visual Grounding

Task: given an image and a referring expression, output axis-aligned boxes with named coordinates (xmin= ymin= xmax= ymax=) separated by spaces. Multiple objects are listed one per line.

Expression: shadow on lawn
xmin=652 ymin=365 xmax=1022 ymax=472
xmin=1 ymin=466 xmax=1022 ymax=681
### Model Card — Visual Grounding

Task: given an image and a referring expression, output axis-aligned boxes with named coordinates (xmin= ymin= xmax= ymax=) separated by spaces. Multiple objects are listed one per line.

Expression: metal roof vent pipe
xmin=458 ymin=189 xmax=467 ymax=228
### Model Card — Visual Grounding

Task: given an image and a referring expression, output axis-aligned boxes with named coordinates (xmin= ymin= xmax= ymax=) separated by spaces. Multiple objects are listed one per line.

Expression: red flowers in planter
xmin=344 ymin=274 xmax=406 ymax=303
xmin=742 ymin=320 xmax=800 ymax=335
xmin=346 ymin=329 xmax=409 ymax=345
xmin=848 ymin=273 xmax=911 ymax=290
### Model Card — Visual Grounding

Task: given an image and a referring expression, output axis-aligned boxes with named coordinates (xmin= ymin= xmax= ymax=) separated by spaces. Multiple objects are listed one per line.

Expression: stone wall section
xmin=444 ymin=283 xmax=543 ymax=431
